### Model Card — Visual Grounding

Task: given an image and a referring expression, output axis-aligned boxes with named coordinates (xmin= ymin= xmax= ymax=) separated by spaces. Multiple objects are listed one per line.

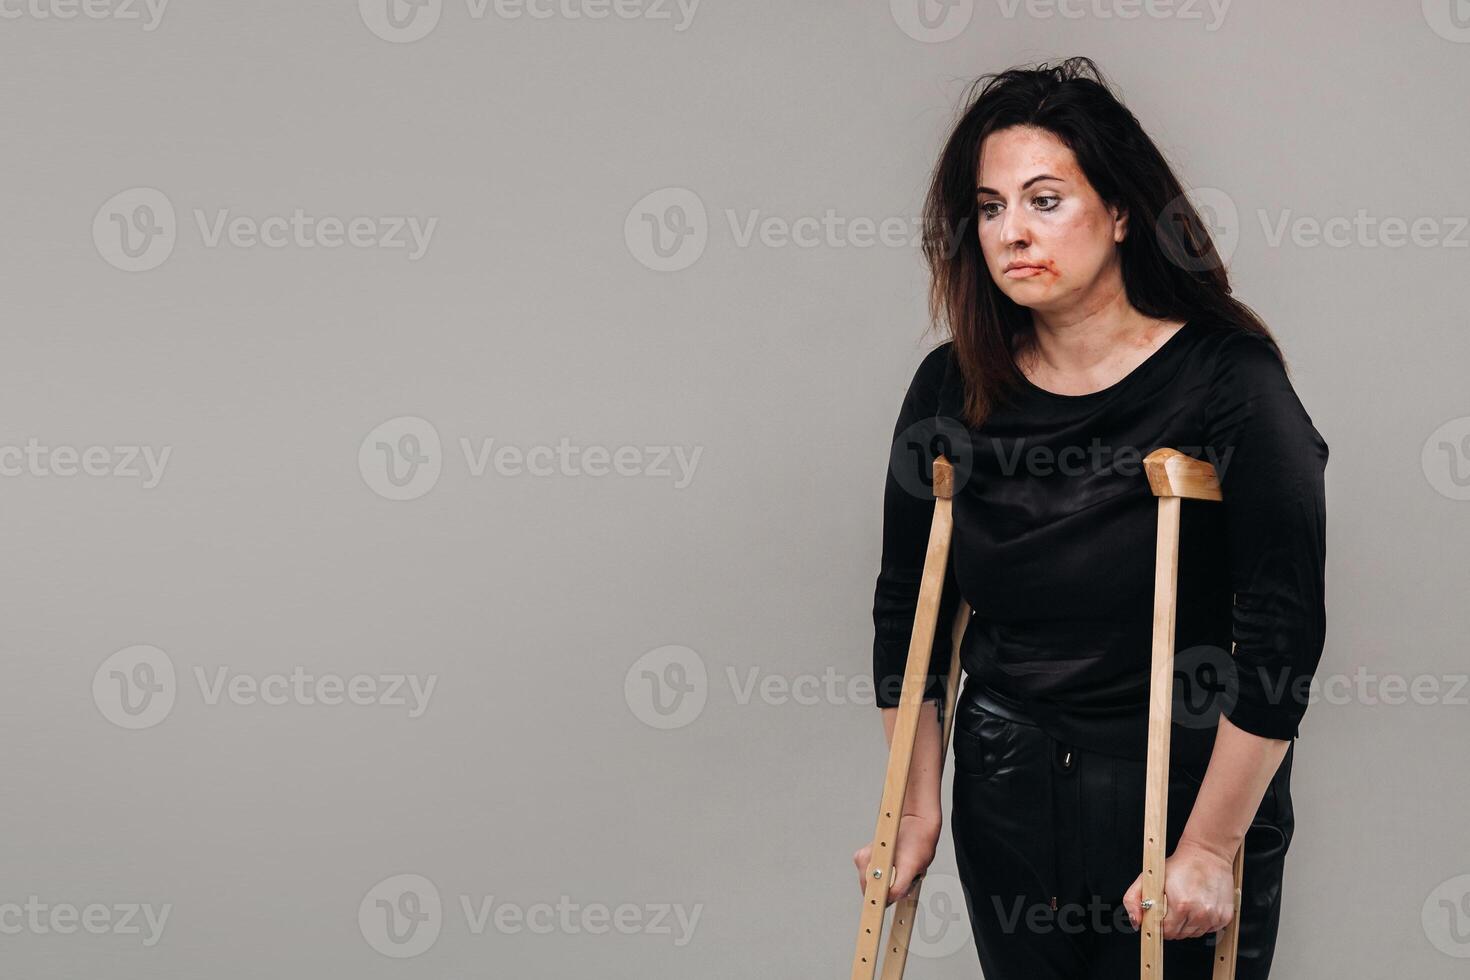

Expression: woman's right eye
xmin=978 ymin=201 xmax=1002 ymax=219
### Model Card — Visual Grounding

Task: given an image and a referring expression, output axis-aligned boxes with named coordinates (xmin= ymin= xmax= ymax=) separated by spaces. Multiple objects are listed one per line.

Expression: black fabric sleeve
xmin=871 ymin=344 xmax=964 ymax=709
xmin=1202 ymin=330 xmax=1330 ymax=740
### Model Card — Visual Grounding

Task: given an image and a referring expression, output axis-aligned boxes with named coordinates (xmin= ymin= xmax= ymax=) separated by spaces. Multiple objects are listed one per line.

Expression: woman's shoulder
xmin=917 ymin=338 xmax=957 ymax=377
xmin=1190 ymin=318 xmax=1294 ymax=394
xmin=898 ymin=338 xmax=958 ymax=401
xmin=1191 ymin=317 xmax=1328 ymax=456
xmin=1188 ymin=313 xmax=1281 ymax=359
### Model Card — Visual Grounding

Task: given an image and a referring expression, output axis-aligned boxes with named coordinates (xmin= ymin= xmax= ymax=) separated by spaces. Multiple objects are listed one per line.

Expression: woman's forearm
xmin=880 ymin=700 xmax=946 ymax=822
xmin=1179 ymin=712 xmax=1291 ymax=861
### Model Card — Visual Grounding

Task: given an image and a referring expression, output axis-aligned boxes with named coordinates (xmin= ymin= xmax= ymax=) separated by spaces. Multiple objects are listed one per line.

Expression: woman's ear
xmin=1112 ymin=203 xmax=1129 ymax=243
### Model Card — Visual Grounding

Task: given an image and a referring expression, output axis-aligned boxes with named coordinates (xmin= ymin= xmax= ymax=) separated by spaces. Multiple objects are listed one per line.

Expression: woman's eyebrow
xmin=975 ymin=173 xmax=1066 ymax=195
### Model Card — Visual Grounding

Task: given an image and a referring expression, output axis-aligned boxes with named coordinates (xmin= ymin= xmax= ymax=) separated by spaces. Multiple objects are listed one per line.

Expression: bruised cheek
xmin=1068 ymin=210 xmax=1116 ymax=273
xmin=1026 ymin=212 xmax=1092 ymax=281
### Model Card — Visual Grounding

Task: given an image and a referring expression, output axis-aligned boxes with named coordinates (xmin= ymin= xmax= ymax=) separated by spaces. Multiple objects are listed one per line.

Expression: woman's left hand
xmin=1121 ymin=838 xmax=1237 ymax=939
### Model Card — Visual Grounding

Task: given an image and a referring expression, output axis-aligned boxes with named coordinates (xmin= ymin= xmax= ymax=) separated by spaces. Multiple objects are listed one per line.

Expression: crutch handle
xmin=1143 ymin=446 xmax=1222 ymax=501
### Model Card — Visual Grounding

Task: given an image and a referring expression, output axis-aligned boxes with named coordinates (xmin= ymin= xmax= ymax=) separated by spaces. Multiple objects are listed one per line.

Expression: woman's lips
xmin=1004 ymin=264 xmax=1048 ymax=279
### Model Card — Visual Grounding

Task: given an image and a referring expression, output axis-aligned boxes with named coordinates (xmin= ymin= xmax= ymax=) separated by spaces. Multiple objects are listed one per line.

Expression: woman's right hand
xmin=852 ymin=813 xmax=943 ymax=906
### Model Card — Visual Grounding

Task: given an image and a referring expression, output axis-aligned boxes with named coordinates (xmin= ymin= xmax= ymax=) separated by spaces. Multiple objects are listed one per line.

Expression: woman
xmin=854 ymin=58 xmax=1328 ymax=979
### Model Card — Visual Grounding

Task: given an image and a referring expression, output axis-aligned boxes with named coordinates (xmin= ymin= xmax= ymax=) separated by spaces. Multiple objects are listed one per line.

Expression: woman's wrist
xmin=901 ymin=810 xmax=943 ymax=838
xmin=1176 ymin=830 xmax=1241 ymax=866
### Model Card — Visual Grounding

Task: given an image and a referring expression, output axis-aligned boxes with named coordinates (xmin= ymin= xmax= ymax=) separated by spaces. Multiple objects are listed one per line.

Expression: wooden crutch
xmin=851 ymin=453 xmax=971 ymax=980
xmin=1139 ymin=448 xmax=1244 ymax=979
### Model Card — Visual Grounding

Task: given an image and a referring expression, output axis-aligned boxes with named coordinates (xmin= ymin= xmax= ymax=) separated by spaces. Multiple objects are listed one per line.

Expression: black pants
xmin=949 ymin=682 xmax=1295 ymax=979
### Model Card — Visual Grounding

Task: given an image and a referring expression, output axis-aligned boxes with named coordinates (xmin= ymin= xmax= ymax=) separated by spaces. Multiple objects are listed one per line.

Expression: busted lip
xmin=1004 ymin=262 xmax=1048 ymax=279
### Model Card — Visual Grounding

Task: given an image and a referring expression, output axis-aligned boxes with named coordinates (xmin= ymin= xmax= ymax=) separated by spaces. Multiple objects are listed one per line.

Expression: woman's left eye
xmin=1034 ymin=195 xmax=1060 ymax=211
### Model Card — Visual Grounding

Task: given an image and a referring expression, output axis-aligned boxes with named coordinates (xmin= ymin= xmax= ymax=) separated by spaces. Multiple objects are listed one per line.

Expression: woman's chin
xmin=997 ymin=280 xmax=1055 ymax=307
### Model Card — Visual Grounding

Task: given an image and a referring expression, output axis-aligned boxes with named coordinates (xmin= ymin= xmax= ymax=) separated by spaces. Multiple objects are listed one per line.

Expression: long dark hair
xmin=921 ymin=56 xmax=1283 ymax=428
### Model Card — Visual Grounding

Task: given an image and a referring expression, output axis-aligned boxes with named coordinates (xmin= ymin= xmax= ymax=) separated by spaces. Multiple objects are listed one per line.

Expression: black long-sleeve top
xmin=871 ymin=316 xmax=1329 ymax=764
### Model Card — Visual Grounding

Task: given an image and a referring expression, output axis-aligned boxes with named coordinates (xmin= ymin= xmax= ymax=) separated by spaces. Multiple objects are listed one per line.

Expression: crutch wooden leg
xmin=851 ymin=454 xmax=968 ymax=980
xmin=1140 ymin=448 xmax=1243 ymax=980
xmin=875 ymin=596 xmax=969 ymax=980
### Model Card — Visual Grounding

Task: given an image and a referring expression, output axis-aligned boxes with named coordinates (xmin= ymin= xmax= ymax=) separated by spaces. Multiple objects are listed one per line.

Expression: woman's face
xmin=974 ymin=125 xmax=1127 ymax=316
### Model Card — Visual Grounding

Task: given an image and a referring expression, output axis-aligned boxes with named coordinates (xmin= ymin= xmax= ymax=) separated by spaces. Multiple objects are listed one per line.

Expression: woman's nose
xmin=998 ymin=204 xmax=1029 ymax=248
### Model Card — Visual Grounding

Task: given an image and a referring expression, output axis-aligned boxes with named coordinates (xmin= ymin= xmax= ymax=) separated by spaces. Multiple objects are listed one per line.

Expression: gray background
xmin=3 ymin=1 xmax=1467 ymax=977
